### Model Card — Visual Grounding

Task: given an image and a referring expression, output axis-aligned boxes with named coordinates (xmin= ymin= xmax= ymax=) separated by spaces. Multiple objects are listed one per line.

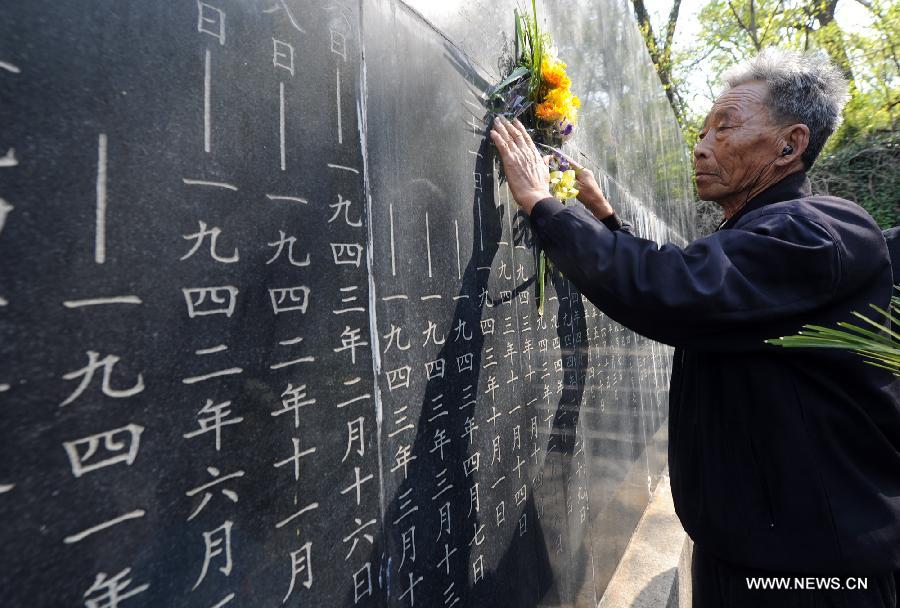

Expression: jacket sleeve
xmin=529 ymin=197 xmax=841 ymax=350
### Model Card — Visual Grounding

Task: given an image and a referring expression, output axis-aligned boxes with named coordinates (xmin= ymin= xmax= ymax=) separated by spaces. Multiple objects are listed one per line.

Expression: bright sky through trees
xmin=643 ymin=0 xmax=876 ymax=115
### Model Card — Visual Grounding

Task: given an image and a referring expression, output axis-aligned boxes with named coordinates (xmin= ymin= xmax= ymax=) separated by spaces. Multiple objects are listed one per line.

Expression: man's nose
xmin=693 ymin=137 xmax=710 ymax=163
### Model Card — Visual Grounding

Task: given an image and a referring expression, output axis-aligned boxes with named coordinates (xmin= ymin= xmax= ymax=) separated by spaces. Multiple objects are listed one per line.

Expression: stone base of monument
xmin=597 ymin=471 xmax=691 ymax=608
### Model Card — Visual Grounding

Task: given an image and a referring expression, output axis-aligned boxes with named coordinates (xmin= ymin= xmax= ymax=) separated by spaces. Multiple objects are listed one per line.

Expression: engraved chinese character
xmin=274 ymin=437 xmax=316 ymax=481
xmin=272 ymin=383 xmax=316 ymax=427
xmin=193 ymin=521 xmax=233 ymax=590
xmin=339 ymin=466 xmax=373 ymax=505
xmin=183 ymin=286 xmax=239 ymax=318
xmin=399 ymin=525 xmax=416 ymax=570
xmin=64 ymin=424 xmax=144 ymax=478
xmin=430 ymin=429 xmax=450 ymax=461
xmin=399 ymin=571 xmax=423 ymax=607
xmin=267 ymin=231 xmax=310 ymax=266
xmin=328 ymin=194 xmax=361 ymax=227
xmin=433 ymin=468 xmax=453 ymax=503
xmin=462 ymin=452 xmax=480 ymax=477
xmin=438 ymin=543 xmax=457 ymax=575
xmin=283 ymin=541 xmax=313 ymax=602
xmin=424 ymin=358 xmax=445 ymax=380
xmin=421 ymin=321 xmax=445 ymax=346
xmin=269 ymin=286 xmax=310 ymax=314
xmin=452 ymin=319 xmax=472 ymax=342
xmin=181 ymin=220 xmax=238 ymax=263
xmin=83 ymin=568 xmax=149 ymax=608
xmin=386 ymin=366 xmax=411 ymax=391
xmin=334 ymin=326 xmax=368 ymax=364
xmin=382 ymin=324 xmax=410 ymax=353
xmin=331 ymin=243 xmax=363 ymax=266
xmin=456 ymin=353 xmax=473 ymax=373
xmin=352 ymin=563 xmax=372 ymax=603
xmin=343 ymin=416 xmax=365 ymax=462
xmin=60 ymin=351 xmax=144 ymax=407
xmin=342 ymin=518 xmax=375 ymax=561
xmin=184 ymin=466 xmax=243 ymax=521
xmin=197 ymin=1 xmax=225 ymax=45
xmin=391 ymin=445 xmax=418 ymax=479
xmin=183 ymin=399 xmax=244 ymax=451
xmin=272 ymin=38 xmax=294 ymax=75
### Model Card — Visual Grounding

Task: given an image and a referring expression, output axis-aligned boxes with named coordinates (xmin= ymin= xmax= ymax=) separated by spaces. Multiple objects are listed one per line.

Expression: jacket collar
xmin=716 ymin=170 xmax=812 ymax=231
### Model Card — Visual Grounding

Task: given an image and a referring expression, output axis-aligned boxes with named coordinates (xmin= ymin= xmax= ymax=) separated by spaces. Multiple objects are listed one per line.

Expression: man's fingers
xmin=490 ymin=129 xmax=512 ymax=159
xmin=500 ymin=116 xmax=528 ymax=154
xmin=511 ymin=117 xmax=532 ymax=143
xmin=515 ymin=119 xmax=546 ymax=167
xmin=541 ymin=154 xmax=551 ymax=166
xmin=506 ymin=121 xmax=525 ymax=147
xmin=493 ymin=117 xmax=529 ymax=164
xmin=492 ymin=116 xmax=514 ymax=142
xmin=510 ymin=118 xmax=536 ymax=156
xmin=493 ymin=119 xmax=522 ymax=159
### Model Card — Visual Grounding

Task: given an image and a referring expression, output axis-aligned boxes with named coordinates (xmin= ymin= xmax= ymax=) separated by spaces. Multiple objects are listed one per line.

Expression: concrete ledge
xmin=598 ymin=470 xmax=690 ymax=608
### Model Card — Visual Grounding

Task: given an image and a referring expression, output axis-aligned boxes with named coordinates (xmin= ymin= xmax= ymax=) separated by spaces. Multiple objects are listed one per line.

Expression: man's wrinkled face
xmin=694 ymin=80 xmax=781 ymax=205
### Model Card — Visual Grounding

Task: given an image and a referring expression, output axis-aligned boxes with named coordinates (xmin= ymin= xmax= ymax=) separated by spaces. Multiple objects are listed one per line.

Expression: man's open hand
xmin=489 ymin=116 xmax=552 ymax=215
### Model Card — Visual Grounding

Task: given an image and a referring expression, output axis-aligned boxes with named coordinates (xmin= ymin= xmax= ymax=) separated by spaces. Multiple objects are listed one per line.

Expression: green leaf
xmin=491 ymin=66 xmax=530 ymax=95
xmin=768 ymin=308 xmax=900 ymax=376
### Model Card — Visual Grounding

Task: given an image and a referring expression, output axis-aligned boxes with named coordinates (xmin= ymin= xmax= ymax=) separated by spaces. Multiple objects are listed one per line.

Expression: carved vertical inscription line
xmin=204 ymin=49 xmax=211 ymax=153
xmin=279 ymin=81 xmax=286 ymax=171
xmin=389 ymin=203 xmax=396 ymax=277
xmin=477 ymin=195 xmax=484 ymax=252
xmin=336 ymin=66 xmax=343 ymax=144
xmin=95 ymin=134 xmax=108 ymax=264
xmin=454 ymin=219 xmax=461 ymax=279
xmin=425 ymin=211 xmax=432 ymax=278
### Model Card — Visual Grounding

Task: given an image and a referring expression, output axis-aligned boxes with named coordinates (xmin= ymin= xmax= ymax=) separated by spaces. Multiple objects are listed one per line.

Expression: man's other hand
xmin=574 ymin=167 xmax=615 ymax=221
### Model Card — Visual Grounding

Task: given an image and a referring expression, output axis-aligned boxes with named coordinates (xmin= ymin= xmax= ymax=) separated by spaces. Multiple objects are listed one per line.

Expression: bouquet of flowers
xmin=488 ymin=0 xmax=582 ymax=314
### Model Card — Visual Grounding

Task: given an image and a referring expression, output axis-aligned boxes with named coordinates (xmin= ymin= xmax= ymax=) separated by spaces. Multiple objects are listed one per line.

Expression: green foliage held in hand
xmin=766 ymin=285 xmax=900 ymax=375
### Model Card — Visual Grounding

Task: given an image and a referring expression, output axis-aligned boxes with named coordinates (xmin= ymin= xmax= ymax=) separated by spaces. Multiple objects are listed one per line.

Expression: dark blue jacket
xmin=529 ymin=171 xmax=900 ymax=573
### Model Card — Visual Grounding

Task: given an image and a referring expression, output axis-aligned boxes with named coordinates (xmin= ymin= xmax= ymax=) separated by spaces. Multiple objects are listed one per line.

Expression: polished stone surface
xmin=0 ymin=0 xmax=694 ymax=606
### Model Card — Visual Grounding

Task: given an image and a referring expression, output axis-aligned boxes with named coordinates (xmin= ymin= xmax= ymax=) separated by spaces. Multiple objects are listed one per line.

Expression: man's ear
xmin=777 ymin=123 xmax=810 ymax=166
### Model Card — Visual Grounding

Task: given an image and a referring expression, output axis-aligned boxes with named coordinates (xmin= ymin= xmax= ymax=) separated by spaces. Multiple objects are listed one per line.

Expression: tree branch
xmin=664 ymin=0 xmax=683 ymax=59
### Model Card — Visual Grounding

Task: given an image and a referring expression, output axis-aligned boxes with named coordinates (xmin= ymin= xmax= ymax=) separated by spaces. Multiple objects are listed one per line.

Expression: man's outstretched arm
xmin=489 ymin=115 xmax=838 ymax=351
xmin=529 ymin=199 xmax=839 ymax=350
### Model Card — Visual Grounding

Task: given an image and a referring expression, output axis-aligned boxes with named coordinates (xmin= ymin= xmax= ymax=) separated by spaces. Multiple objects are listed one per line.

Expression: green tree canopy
xmin=633 ymin=0 xmax=899 ymax=229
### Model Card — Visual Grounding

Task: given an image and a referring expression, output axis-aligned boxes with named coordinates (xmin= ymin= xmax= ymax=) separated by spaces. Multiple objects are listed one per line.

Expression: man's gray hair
xmin=722 ymin=48 xmax=849 ymax=169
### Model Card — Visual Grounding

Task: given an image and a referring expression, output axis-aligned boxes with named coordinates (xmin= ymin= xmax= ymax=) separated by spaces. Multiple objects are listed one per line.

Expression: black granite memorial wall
xmin=0 ymin=1 xmax=695 ymax=606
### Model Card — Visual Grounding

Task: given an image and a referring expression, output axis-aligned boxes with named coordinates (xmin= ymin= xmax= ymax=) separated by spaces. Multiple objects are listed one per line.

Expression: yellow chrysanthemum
xmin=541 ymin=57 xmax=571 ymax=90
xmin=535 ymin=102 xmax=561 ymax=122
xmin=535 ymin=87 xmax=580 ymax=124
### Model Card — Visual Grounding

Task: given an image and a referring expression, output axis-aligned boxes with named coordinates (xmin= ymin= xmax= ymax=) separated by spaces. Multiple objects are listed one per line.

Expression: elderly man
xmin=491 ymin=49 xmax=899 ymax=607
